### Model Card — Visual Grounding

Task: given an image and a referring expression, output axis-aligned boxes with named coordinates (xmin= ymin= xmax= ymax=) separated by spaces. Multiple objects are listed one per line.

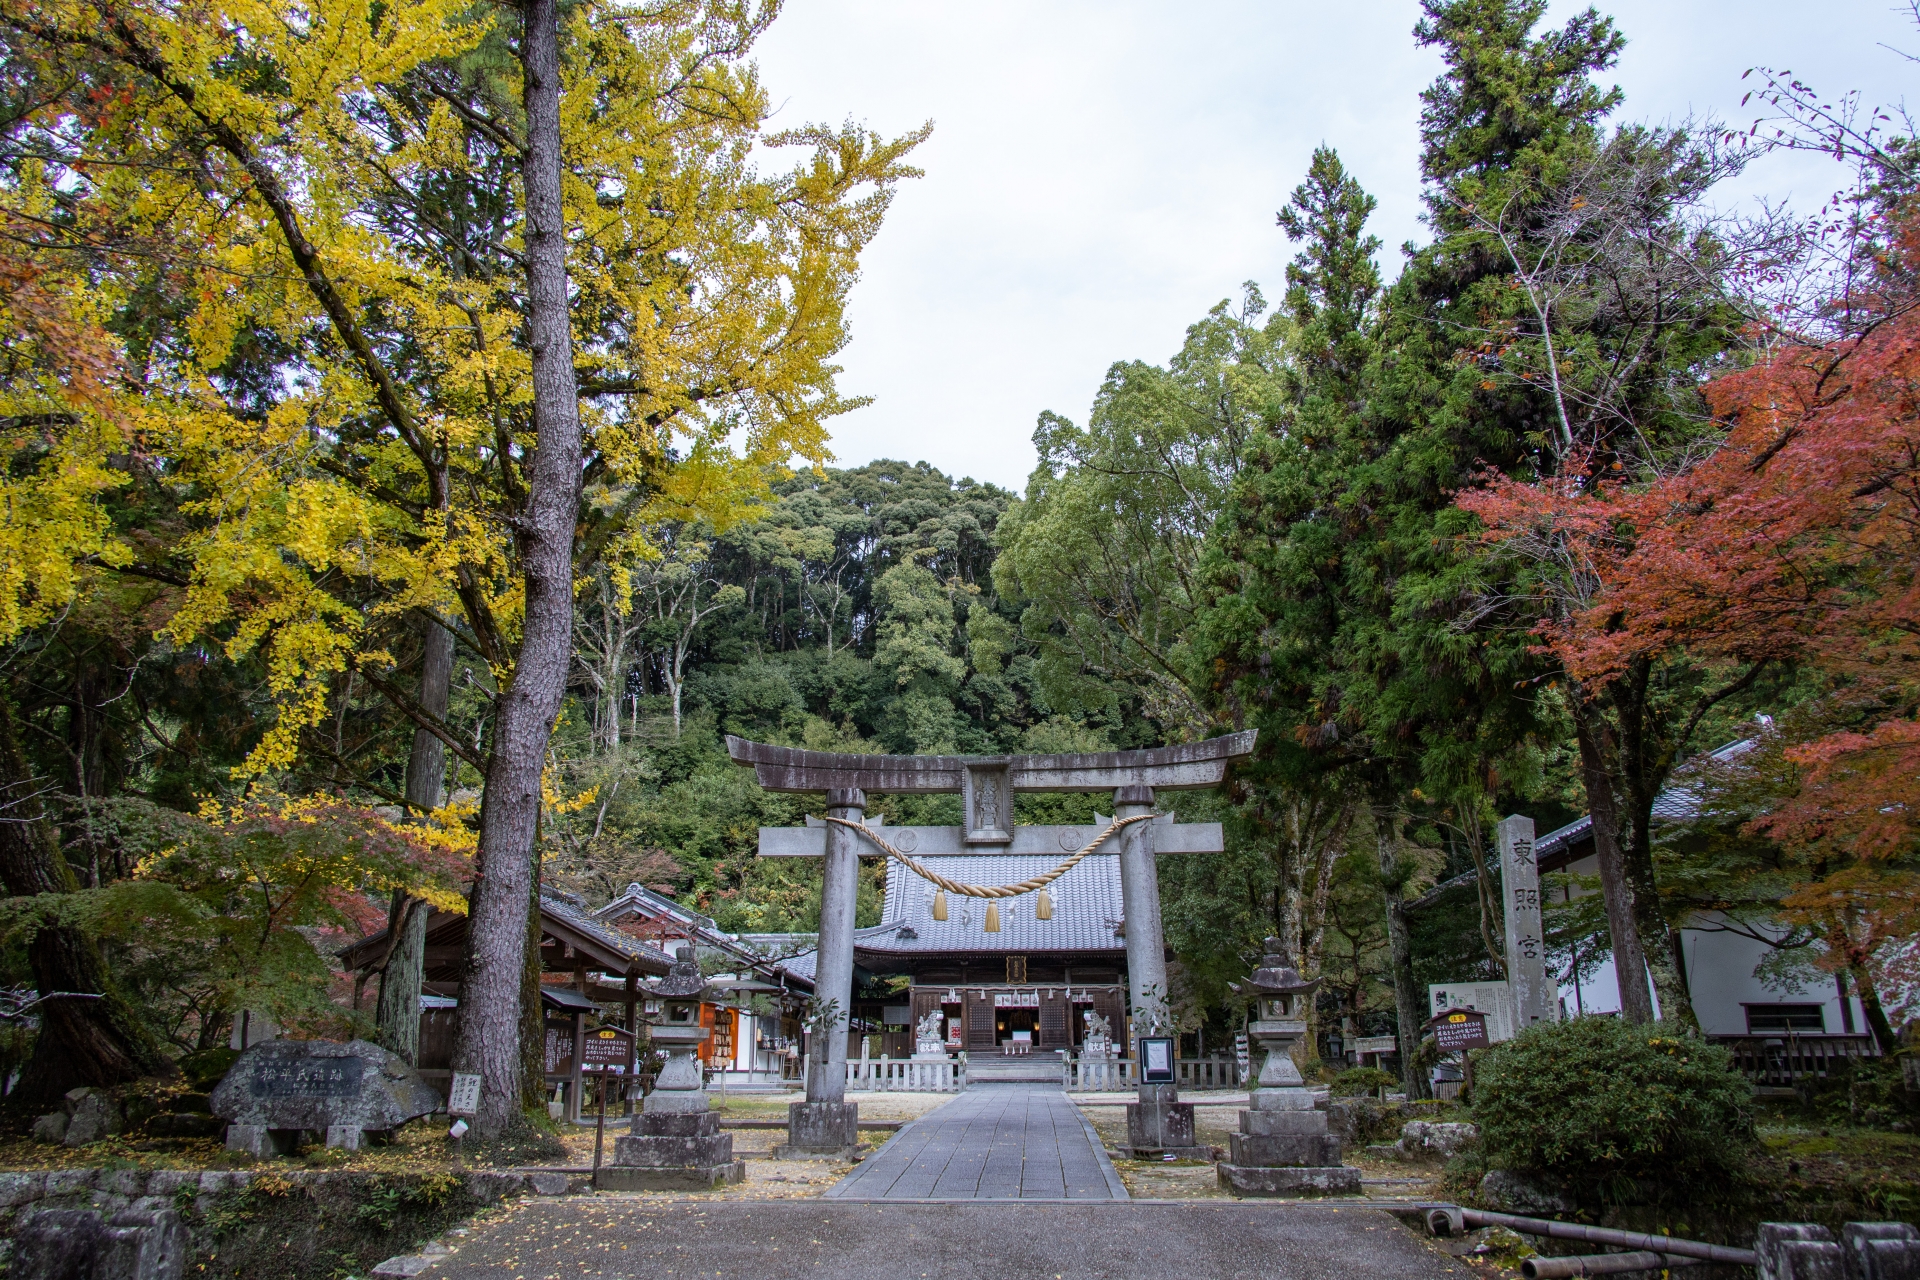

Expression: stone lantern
xmin=1215 ymin=938 xmax=1361 ymax=1197
xmin=597 ymin=946 xmax=744 ymax=1190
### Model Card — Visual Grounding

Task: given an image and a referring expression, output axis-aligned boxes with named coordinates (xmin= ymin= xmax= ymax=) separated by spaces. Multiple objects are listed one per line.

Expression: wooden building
xmin=593 ymin=882 xmax=817 ymax=1083
xmin=340 ymin=890 xmax=673 ymax=1112
xmin=848 ymin=848 xmax=1132 ymax=1058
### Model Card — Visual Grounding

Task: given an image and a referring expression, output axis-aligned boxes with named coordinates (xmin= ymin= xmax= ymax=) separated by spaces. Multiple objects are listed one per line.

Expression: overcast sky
xmin=749 ymin=0 xmax=1916 ymax=493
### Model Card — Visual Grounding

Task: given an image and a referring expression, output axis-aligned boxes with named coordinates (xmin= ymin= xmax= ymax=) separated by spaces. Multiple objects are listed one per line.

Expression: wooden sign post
xmin=580 ymin=1026 xmax=636 ymax=1177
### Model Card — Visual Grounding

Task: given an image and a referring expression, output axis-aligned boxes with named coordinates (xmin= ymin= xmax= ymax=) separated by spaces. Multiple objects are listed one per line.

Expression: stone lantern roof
xmin=1234 ymin=938 xmax=1321 ymax=999
xmin=649 ymin=945 xmax=709 ymax=1000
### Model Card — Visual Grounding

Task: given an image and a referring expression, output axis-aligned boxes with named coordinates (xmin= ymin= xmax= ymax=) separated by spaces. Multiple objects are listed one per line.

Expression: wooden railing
xmin=1710 ymin=1034 xmax=1878 ymax=1087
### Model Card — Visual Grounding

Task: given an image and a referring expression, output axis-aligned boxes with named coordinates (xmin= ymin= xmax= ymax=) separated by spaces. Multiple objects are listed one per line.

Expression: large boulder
xmin=1391 ymin=1120 xmax=1479 ymax=1161
xmin=61 ymin=1088 xmax=123 ymax=1147
xmin=211 ymin=1039 xmax=442 ymax=1150
xmin=1478 ymin=1168 xmax=1576 ymax=1216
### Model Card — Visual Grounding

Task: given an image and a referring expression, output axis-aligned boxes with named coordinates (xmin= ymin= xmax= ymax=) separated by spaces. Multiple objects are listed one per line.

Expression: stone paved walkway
xmin=425 ymin=1200 xmax=1469 ymax=1279
xmin=825 ymin=1083 xmax=1126 ymax=1200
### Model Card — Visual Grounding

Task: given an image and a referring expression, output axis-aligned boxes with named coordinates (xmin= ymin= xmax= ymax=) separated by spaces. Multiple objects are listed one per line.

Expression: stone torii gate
xmin=728 ymin=730 xmax=1256 ymax=1157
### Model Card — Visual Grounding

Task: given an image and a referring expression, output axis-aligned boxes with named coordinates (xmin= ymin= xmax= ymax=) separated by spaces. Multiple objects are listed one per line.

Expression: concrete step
xmin=966 ymin=1063 xmax=1066 ymax=1083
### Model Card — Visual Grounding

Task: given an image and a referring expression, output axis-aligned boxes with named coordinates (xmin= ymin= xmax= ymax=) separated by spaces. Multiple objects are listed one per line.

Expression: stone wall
xmin=0 ymin=1167 xmax=579 ymax=1280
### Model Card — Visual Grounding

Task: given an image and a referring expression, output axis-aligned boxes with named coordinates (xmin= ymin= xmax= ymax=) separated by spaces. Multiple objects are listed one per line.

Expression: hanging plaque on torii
xmin=728 ymin=730 xmax=1255 ymax=1160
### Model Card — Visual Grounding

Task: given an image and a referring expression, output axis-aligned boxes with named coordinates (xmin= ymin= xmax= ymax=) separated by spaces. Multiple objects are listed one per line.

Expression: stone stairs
xmin=965 ymin=1050 xmax=1065 ymax=1085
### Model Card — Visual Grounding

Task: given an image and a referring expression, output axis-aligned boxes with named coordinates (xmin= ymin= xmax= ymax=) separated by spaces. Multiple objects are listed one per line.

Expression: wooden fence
xmin=1711 ymin=1034 xmax=1878 ymax=1088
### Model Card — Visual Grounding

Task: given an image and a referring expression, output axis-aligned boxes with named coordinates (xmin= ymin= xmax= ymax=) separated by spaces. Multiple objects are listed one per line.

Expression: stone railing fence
xmin=841 ymin=1056 xmax=967 ymax=1092
xmin=1061 ymin=1055 xmax=1240 ymax=1091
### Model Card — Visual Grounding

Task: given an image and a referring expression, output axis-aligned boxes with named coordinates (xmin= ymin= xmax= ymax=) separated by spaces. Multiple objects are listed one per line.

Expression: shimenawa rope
xmin=820 ymin=812 xmax=1156 ymax=899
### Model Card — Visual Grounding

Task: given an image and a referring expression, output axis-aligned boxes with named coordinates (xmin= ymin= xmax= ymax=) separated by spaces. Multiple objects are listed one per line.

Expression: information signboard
xmin=1139 ymin=1036 xmax=1176 ymax=1084
xmin=579 ymin=1026 xmax=636 ymax=1074
xmin=1429 ymin=1010 xmax=1490 ymax=1052
xmin=447 ymin=1072 xmax=482 ymax=1117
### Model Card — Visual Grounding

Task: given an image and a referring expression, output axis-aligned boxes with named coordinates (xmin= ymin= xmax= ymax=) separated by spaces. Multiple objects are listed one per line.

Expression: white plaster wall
xmin=1546 ymin=853 xmax=1866 ymax=1032
xmin=1680 ymin=915 xmax=1864 ymax=1037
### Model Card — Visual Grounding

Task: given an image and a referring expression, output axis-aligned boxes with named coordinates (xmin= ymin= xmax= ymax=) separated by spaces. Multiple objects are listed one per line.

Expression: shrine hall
xmin=849 ymin=832 xmax=1133 ymax=1058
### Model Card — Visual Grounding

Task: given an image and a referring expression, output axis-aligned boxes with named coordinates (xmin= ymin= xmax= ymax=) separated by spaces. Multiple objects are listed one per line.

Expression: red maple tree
xmin=1459 ymin=280 xmax=1920 ymax=1040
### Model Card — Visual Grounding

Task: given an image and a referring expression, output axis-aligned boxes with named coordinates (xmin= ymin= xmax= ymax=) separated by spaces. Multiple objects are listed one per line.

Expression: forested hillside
xmin=539 ymin=459 xmax=1154 ymax=935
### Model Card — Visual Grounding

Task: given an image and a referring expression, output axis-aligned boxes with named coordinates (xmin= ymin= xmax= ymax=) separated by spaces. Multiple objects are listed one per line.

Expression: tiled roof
xmin=539 ymin=892 xmax=675 ymax=975
xmin=594 ymin=883 xmax=722 ymax=936
xmin=1536 ymin=738 xmax=1758 ymax=866
xmin=774 ymin=949 xmax=817 ymax=983
xmin=338 ymin=892 xmax=674 ymax=978
xmin=855 ymin=852 xmax=1127 ymax=956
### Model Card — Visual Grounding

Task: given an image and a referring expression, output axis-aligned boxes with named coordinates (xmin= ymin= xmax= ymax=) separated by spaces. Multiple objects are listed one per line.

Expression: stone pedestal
xmin=223 ymin=1124 xmax=298 ymax=1158
xmin=1123 ymin=1100 xmax=1209 ymax=1160
xmin=1216 ymin=1015 xmax=1360 ymax=1198
xmin=774 ymin=1100 xmax=860 ymax=1159
xmin=1123 ymin=1078 xmax=1209 ymax=1159
xmin=596 ymin=1112 xmax=744 ymax=1191
xmin=598 ymin=998 xmax=743 ymax=1191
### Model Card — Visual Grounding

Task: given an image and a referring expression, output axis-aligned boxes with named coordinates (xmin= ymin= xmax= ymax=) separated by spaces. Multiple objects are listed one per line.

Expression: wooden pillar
xmin=569 ymin=1009 xmax=585 ymax=1124
xmin=624 ymin=969 xmax=639 ymax=1116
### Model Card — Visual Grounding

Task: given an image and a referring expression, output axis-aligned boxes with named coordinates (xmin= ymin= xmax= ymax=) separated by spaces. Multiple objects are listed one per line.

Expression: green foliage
xmin=1331 ymin=1066 xmax=1400 ymax=1097
xmin=198 ymin=1172 xmax=492 ymax=1280
xmin=0 ymin=795 xmax=464 ymax=1050
xmin=178 ymin=1047 xmax=241 ymax=1092
xmin=543 ymin=460 xmax=1140 ymax=931
xmin=996 ymin=289 xmax=1282 ymax=739
xmin=355 ymin=1172 xmax=462 ymax=1232
xmin=1474 ymin=1017 xmax=1756 ymax=1191
xmin=1788 ymin=1057 xmax=1920 ymax=1132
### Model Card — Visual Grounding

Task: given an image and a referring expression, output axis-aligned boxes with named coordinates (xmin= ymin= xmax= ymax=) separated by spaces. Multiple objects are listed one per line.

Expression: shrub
xmin=178 ymin=1047 xmax=241 ymax=1091
xmin=1330 ymin=1066 xmax=1399 ymax=1097
xmin=1474 ymin=1016 xmax=1755 ymax=1190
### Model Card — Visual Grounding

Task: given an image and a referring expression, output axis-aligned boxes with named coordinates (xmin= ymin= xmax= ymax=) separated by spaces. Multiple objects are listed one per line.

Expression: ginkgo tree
xmin=1 ymin=0 xmax=922 ymax=1125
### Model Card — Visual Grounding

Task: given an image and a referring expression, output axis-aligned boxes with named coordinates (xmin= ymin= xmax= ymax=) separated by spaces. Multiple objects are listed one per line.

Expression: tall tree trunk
xmin=666 ymin=639 xmax=687 ymax=736
xmin=450 ymin=0 xmax=583 ymax=1140
xmin=1620 ymin=776 xmax=1696 ymax=1028
xmin=1838 ymin=918 xmax=1898 ymax=1054
xmin=1372 ymin=798 xmax=1430 ymax=1100
xmin=0 ymin=700 xmax=170 ymax=1106
xmin=1464 ymin=807 xmax=1507 ymax=976
xmin=1569 ymin=692 xmax=1657 ymax=1024
xmin=521 ymin=841 xmax=548 ymax=1112
xmin=376 ymin=612 xmax=454 ymax=1064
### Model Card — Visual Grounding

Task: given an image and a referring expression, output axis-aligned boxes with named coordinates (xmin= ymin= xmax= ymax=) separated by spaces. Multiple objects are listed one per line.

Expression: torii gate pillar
xmin=729 ymin=731 xmax=1256 ymax=1159
xmin=775 ymin=787 xmax=865 ymax=1159
xmin=1113 ymin=784 xmax=1199 ymax=1155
